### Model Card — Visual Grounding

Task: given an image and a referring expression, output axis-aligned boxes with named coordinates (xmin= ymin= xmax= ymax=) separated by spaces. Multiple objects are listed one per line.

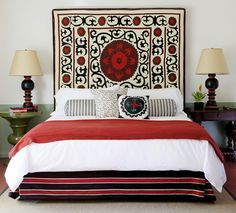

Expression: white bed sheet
xmin=47 ymin=111 xmax=190 ymax=121
xmin=5 ymin=112 xmax=226 ymax=193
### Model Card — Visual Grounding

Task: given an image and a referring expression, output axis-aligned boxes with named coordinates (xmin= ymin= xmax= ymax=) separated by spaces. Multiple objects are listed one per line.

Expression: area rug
xmin=0 ymin=189 xmax=235 ymax=213
xmin=52 ymin=8 xmax=185 ymax=93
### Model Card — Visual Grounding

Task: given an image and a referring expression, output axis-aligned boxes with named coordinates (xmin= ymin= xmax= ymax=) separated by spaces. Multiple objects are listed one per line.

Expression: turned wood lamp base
xmin=205 ymin=74 xmax=219 ymax=110
xmin=21 ymin=75 xmax=34 ymax=110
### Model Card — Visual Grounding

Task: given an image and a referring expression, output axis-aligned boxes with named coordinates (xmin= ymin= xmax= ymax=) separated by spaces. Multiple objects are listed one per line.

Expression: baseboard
xmin=224 ymin=186 xmax=236 ymax=201
xmin=0 ymin=153 xmax=9 ymax=158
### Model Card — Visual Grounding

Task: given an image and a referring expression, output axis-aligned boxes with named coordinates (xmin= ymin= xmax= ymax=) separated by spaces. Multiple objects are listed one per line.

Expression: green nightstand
xmin=0 ymin=111 xmax=41 ymax=146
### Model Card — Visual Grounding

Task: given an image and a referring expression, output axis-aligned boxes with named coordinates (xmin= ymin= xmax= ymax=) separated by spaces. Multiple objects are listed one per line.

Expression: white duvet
xmin=5 ymin=112 xmax=226 ymax=192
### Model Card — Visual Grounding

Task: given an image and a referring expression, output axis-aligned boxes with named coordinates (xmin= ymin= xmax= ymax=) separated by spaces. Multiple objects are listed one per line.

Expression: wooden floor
xmin=0 ymin=158 xmax=235 ymax=199
xmin=224 ymin=160 xmax=236 ymax=200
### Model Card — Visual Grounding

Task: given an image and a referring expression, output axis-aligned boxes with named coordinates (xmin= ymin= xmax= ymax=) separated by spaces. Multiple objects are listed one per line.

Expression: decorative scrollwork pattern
xmin=53 ymin=9 xmax=185 ymax=93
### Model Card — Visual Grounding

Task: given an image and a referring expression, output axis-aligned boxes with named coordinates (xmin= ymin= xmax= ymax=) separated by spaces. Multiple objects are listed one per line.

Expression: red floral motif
xmin=154 ymin=28 xmax=162 ymax=37
xmin=98 ymin=16 xmax=106 ymax=26
xmin=77 ymin=56 xmax=85 ymax=65
xmin=153 ymin=56 xmax=161 ymax=65
xmin=77 ymin=27 xmax=86 ymax=36
xmin=133 ymin=17 xmax=141 ymax=26
xmin=168 ymin=45 xmax=176 ymax=54
xmin=154 ymin=84 xmax=162 ymax=89
xmin=168 ymin=73 xmax=177 ymax=82
xmin=121 ymin=96 xmax=147 ymax=117
xmin=168 ymin=17 xmax=177 ymax=26
xmin=63 ymin=46 xmax=71 ymax=55
xmin=62 ymin=17 xmax=70 ymax=26
xmin=62 ymin=74 xmax=71 ymax=83
xmin=100 ymin=40 xmax=138 ymax=82
xmin=131 ymin=101 xmax=139 ymax=108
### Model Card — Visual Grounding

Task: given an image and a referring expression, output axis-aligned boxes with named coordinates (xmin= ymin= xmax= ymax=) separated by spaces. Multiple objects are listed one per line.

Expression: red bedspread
xmin=9 ymin=119 xmax=224 ymax=161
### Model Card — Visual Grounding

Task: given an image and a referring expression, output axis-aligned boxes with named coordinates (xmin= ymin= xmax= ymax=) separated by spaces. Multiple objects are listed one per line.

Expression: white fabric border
xmin=47 ymin=111 xmax=190 ymax=121
xmin=5 ymin=139 xmax=226 ymax=193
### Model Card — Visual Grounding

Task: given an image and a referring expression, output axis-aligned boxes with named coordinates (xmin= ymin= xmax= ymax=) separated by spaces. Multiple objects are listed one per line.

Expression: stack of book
xmin=9 ymin=107 xmax=28 ymax=113
xmin=9 ymin=106 xmax=38 ymax=114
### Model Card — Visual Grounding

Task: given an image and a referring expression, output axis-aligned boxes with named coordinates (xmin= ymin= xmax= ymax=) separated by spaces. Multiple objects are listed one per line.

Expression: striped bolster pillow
xmin=64 ymin=99 xmax=96 ymax=116
xmin=148 ymin=99 xmax=177 ymax=117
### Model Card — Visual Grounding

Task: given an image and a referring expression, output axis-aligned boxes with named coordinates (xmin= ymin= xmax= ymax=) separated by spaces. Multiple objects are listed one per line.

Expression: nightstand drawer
xmin=202 ymin=111 xmax=236 ymax=121
xmin=201 ymin=112 xmax=218 ymax=120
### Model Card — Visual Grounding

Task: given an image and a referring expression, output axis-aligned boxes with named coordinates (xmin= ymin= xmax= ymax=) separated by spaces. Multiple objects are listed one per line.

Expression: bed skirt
xmin=9 ymin=170 xmax=216 ymax=202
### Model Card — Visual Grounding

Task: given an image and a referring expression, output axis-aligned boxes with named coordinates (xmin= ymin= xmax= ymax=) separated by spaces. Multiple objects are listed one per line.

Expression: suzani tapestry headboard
xmin=52 ymin=8 xmax=185 ymax=94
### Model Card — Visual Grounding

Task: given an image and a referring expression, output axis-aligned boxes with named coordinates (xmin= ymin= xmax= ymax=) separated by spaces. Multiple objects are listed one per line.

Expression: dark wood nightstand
xmin=185 ymin=107 xmax=236 ymax=161
xmin=0 ymin=111 xmax=41 ymax=146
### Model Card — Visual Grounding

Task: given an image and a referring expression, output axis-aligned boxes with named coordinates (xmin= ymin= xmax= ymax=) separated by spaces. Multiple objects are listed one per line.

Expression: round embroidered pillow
xmin=118 ymin=95 xmax=149 ymax=119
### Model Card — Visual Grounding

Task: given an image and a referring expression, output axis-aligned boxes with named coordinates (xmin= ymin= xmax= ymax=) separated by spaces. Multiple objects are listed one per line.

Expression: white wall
xmin=0 ymin=0 xmax=235 ymax=104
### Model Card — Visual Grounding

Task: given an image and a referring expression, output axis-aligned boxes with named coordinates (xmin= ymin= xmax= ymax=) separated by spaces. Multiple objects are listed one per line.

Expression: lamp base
xmin=21 ymin=76 xmax=34 ymax=110
xmin=205 ymin=74 xmax=219 ymax=110
xmin=205 ymin=104 xmax=219 ymax=110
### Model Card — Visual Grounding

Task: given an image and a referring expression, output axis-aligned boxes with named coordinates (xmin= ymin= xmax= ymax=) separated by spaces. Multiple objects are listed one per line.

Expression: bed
xmin=5 ymin=8 xmax=226 ymax=201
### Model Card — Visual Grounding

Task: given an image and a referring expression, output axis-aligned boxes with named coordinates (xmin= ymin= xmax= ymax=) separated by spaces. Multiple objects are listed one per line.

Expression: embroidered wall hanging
xmin=53 ymin=8 xmax=185 ymax=94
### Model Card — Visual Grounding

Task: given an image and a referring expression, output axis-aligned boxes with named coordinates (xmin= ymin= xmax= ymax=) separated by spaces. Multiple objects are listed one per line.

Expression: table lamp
xmin=196 ymin=48 xmax=229 ymax=110
xmin=9 ymin=50 xmax=43 ymax=110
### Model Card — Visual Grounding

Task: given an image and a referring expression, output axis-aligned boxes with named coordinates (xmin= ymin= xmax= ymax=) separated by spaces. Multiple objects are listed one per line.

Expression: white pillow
xmin=51 ymin=85 xmax=120 ymax=116
xmin=127 ymin=88 xmax=183 ymax=113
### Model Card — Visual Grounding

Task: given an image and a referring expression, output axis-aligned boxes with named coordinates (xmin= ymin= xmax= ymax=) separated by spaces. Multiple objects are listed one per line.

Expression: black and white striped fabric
xmin=64 ymin=99 xmax=96 ymax=116
xmin=148 ymin=99 xmax=177 ymax=117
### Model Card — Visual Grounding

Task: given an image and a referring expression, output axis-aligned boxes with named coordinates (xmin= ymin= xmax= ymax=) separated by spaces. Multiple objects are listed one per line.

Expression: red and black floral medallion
xmin=118 ymin=95 xmax=149 ymax=119
xmin=122 ymin=96 xmax=146 ymax=115
xmin=100 ymin=40 xmax=138 ymax=82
